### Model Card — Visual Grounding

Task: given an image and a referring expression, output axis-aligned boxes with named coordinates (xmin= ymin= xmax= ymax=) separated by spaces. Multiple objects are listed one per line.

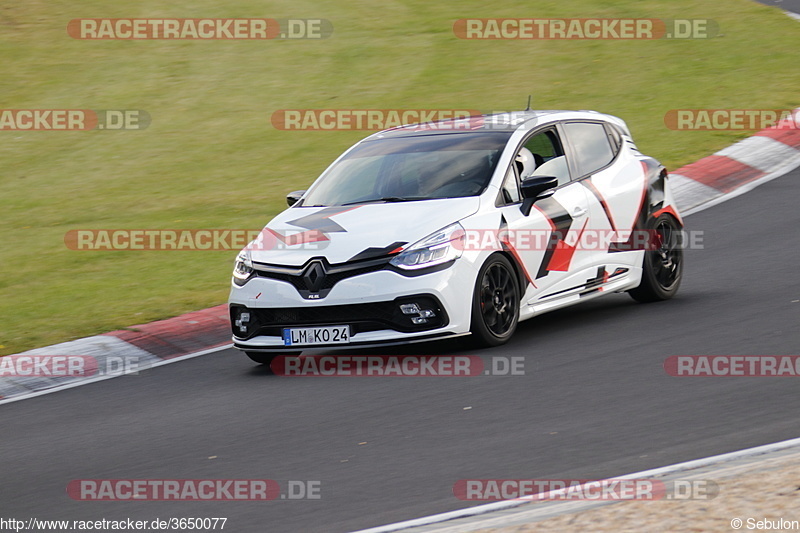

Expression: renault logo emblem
xmin=302 ymin=260 xmax=327 ymax=292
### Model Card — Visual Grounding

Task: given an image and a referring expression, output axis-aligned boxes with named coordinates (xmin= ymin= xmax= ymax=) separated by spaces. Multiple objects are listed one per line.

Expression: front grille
xmin=252 ymin=256 xmax=390 ymax=299
xmin=230 ymin=295 xmax=448 ymax=340
xmin=320 ymin=264 xmax=387 ymax=289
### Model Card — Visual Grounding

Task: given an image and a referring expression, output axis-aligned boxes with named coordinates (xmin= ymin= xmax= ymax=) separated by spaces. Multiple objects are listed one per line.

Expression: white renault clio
xmin=230 ymin=110 xmax=684 ymax=365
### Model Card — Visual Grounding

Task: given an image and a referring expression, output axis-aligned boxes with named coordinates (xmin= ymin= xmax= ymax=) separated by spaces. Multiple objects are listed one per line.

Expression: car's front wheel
xmin=470 ymin=254 xmax=520 ymax=347
xmin=245 ymin=351 xmax=301 ymax=366
xmin=628 ymin=213 xmax=683 ymax=303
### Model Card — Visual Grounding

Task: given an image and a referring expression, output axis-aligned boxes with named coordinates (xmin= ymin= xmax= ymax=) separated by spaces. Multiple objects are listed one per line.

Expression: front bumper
xmin=228 ymin=263 xmax=477 ymax=351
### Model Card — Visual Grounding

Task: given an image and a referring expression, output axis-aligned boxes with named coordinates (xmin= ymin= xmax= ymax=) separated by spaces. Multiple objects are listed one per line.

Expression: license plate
xmin=283 ymin=325 xmax=350 ymax=346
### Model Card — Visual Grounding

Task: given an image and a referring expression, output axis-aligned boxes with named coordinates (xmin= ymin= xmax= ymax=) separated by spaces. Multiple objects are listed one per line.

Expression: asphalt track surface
xmin=756 ymin=0 xmax=800 ymax=14
xmin=2 ymin=167 xmax=800 ymax=532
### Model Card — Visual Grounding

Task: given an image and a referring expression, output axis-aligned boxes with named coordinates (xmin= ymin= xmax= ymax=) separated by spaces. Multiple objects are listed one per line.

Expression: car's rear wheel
xmin=245 ymin=351 xmax=301 ymax=366
xmin=470 ymin=254 xmax=520 ymax=347
xmin=629 ymin=213 xmax=683 ymax=303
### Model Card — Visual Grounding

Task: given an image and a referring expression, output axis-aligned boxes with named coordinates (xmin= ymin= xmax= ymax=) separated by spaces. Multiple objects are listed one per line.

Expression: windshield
xmin=301 ymin=133 xmax=511 ymax=207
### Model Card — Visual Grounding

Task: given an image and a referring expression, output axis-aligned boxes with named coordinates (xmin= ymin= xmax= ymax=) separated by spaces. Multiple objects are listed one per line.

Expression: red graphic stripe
xmin=500 ymin=235 xmax=536 ymax=288
xmin=546 ymin=218 xmax=588 ymax=272
xmin=584 ymin=178 xmax=617 ymax=231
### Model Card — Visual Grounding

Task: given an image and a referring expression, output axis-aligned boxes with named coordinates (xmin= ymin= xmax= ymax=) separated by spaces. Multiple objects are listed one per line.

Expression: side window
xmin=524 ymin=131 xmax=557 ymax=162
xmin=527 ymin=130 xmax=571 ymax=186
xmin=498 ymin=128 xmax=570 ymax=205
xmin=562 ymin=122 xmax=615 ymax=178
xmin=532 ymin=156 xmax=570 ymax=186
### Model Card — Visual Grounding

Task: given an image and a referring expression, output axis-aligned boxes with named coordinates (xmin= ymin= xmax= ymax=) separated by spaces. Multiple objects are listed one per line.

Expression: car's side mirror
xmin=520 ymin=176 xmax=558 ymax=215
xmin=286 ymin=190 xmax=306 ymax=207
xmin=521 ymin=176 xmax=558 ymax=199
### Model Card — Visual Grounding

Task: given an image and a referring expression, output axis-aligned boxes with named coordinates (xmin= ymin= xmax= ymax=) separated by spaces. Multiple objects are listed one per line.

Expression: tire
xmin=628 ymin=213 xmax=683 ymax=303
xmin=470 ymin=254 xmax=520 ymax=347
xmin=245 ymin=351 xmax=301 ymax=366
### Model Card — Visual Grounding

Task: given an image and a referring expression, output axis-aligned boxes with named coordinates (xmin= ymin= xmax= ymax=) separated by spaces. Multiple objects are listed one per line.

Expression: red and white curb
xmin=0 ymin=305 xmax=231 ymax=405
xmin=1 ymin=112 xmax=799 ymax=404
xmin=671 ymin=112 xmax=800 ymax=214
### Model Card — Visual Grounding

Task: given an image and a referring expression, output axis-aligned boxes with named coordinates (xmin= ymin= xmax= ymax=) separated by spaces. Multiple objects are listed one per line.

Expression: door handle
xmin=571 ymin=206 xmax=588 ymax=217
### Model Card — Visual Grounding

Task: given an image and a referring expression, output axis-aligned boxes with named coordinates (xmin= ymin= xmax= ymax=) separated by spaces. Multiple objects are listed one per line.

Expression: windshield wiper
xmin=341 ymin=196 xmax=430 ymax=206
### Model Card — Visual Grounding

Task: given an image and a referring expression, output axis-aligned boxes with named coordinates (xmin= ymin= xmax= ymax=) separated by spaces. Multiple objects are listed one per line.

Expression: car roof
xmin=364 ymin=110 xmax=628 ymax=141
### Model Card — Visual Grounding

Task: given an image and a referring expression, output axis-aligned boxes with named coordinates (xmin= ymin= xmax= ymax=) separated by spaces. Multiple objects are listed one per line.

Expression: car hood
xmin=249 ymin=197 xmax=480 ymax=266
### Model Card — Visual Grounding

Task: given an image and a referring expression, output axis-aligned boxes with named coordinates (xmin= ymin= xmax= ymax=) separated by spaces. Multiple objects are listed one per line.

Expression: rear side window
xmin=606 ymin=124 xmax=623 ymax=153
xmin=563 ymin=122 xmax=615 ymax=178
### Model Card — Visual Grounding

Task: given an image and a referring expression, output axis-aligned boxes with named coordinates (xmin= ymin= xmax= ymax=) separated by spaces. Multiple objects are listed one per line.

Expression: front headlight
xmin=390 ymin=222 xmax=465 ymax=270
xmin=232 ymin=249 xmax=254 ymax=285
